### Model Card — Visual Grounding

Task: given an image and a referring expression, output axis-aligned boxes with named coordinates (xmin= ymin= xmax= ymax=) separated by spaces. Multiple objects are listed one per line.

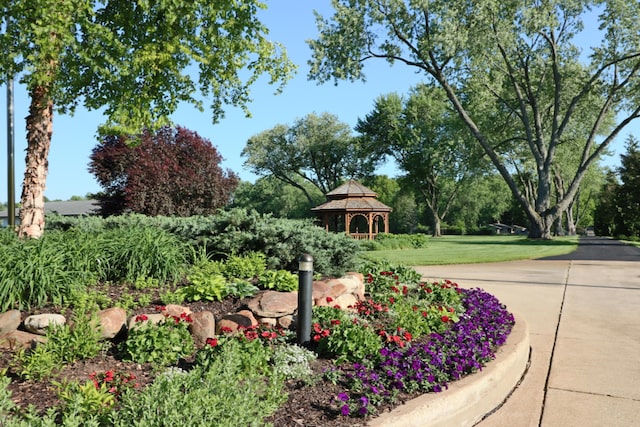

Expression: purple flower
xmin=341 ymin=404 xmax=350 ymax=416
xmin=337 ymin=392 xmax=349 ymax=402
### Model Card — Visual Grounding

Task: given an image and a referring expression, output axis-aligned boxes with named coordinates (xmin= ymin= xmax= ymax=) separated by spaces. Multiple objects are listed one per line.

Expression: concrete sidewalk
xmin=413 ymin=258 xmax=640 ymax=427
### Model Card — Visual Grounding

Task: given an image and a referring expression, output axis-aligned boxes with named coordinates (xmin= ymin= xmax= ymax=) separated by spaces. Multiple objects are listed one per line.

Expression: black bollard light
xmin=297 ymin=253 xmax=314 ymax=346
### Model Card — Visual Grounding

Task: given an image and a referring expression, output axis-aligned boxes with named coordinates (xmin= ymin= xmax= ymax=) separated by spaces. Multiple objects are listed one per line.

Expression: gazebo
xmin=311 ymin=180 xmax=392 ymax=240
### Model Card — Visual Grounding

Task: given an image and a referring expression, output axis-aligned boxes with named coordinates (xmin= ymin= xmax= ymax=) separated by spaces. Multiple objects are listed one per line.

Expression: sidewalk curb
xmin=369 ymin=313 xmax=530 ymax=427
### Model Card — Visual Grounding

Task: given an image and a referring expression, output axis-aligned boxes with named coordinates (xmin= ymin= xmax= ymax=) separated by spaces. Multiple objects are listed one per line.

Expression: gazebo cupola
xmin=311 ymin=179 xmax=392 ymax=240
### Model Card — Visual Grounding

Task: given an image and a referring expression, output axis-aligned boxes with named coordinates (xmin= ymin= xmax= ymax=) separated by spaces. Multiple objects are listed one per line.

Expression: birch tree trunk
xmin=19 ymin=85 xmax=53 ymax=239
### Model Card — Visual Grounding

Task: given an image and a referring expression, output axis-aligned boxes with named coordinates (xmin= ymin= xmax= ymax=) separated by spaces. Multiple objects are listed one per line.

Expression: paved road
xmin=413 ymin=236 xmax=640 ymax=427
xmin=538 ymin=236 xmax=640 ymax=262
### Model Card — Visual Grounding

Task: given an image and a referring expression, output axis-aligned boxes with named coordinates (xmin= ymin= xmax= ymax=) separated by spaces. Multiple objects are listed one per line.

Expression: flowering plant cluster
xmin=121 ymin=308 xmax=195 ymax=367
xmin=89 ymin=369 xmax=139 ymax=399
xmin=329 ymin=287 xmax=515 ymax=417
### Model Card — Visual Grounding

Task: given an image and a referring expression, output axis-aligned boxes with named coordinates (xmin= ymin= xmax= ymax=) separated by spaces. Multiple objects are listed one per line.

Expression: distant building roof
xmin=0 ymin=200 xmax=99 ymax=223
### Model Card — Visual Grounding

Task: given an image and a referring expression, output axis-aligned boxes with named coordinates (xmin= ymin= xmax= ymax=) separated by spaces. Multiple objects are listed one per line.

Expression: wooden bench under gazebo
xmin=311 ymin=180 xmax=392 ymax=240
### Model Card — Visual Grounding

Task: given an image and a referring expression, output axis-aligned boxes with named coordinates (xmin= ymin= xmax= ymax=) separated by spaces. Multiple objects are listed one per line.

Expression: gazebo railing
xmin=349 ymin=232 xmax=375 ymax=240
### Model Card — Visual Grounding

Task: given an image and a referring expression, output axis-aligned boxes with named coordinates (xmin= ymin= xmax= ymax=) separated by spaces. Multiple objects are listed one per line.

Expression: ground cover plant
xmin=0 ymin=221 xmax=513 ymax=426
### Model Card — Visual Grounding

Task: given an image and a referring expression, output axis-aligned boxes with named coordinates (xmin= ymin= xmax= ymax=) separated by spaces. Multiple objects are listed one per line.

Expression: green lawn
xmin=361 ymin=235 xmax=579 ymax=265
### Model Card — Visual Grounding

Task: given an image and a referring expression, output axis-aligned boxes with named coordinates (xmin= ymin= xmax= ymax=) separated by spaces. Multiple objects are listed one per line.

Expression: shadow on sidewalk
xmin=537 ymin=236 xmax=640 ymax=262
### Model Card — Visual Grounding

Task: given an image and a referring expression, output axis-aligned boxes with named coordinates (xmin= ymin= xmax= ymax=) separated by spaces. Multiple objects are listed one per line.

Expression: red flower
xmin=330 ymin=319 xmax=341 ymax=325
xmin=313 ymin=334 xmax=322 ymax=342
xmin=205 ymin=337 xmax=218 ymax=347
xmin=403 ymin=331 xmax=412 ymax=341
xmin=402 ymin=286 xmax=408 ymax=295
xmin=134 ymin=314 xmax=148 ymax=322
xmin=441 ymin=315 xmax=450 ymax=323
xmin=326 ymin=296 xmax=333 ymax=302
xmin=155 ymin=305 xmax=166 ymax=312
xmin=389 ymin=297 xmax=395 ymax=304
xmin=220 ymin=326 xmax=233 ymax=334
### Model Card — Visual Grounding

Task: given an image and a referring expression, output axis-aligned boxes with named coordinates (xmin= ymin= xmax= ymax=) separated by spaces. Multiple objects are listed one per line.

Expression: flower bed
xmin=0 ymin=266 xmax=514 ymax=426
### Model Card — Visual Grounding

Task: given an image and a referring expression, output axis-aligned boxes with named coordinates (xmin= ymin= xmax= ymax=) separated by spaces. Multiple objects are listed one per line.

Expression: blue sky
xmin=0 ymin=1 xmax=634 ymax=202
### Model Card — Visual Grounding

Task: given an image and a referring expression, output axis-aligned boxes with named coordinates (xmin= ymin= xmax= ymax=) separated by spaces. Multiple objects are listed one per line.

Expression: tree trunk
xmin=527 ymin=212 xmax=555 ymax=240
xmin=432 ymin=215 xmax=442 ymax=237
xmin=566 ymin=204 xmax=577 ymax=236
xmin=19 ymin=85 xmax=53 ymax=239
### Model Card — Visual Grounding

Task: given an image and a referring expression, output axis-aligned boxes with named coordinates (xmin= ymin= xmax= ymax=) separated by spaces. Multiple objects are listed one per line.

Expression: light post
xmin=7 ymin=74 xmax=15 ymax=227
xmin=296 ymin=253 xmax=314 ymax=346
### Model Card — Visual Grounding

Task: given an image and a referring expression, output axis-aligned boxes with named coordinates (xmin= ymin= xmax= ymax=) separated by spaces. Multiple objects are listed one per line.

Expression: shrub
xmin=312 ymin=306 xmax=382 ymax=364
xmin=195 ymin=208 xmax=361 ymax=276
xmin=221 ymin=251 xmax=266 ymax=280
xmin=258 ymin=269 xmax=298 ymax=292
xmin=179 ymin=272 xmax=228 ymax=302
xmin=121 ymin=311 xmax=195 ymax=367
xmin=114 ymin=346 xmax=286 ymax=426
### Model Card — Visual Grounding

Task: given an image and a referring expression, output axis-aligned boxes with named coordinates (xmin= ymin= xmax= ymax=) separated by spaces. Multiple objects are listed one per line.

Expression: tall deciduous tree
xmin=308 ymin=0 xmax=640 ymax=239
xmin=242 ymin=112 xmax=379 ymax=206
xmin=0 ymin=1 xmax=294 ymax=237
xmin=89 ymin=126 xmax=239 ymax=216
xmin=614 ymin=135 xmax=640 ymax=238
xmin=356 ymin=84 xmax=484 ymax=236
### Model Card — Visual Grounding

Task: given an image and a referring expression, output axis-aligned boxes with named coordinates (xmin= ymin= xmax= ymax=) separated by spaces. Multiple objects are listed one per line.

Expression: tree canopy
xmin=242 ymin=112 xmax=378 ymax=206
xmin=308 ymin=0 xmax=640 ymax=239
xmin=356 ymin=83 xmax=486 ymax=236
xmin=89 ymin=126 xmax=239 ymax=217
xmin=0 ymin=0 xmax=294 ymax=237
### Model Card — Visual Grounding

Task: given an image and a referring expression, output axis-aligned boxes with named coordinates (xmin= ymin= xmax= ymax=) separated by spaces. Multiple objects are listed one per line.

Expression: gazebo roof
xmin=311 ymin=179 xmax=392 ymax=213
xmin=325 ymin=180 xmax=377 ymax=199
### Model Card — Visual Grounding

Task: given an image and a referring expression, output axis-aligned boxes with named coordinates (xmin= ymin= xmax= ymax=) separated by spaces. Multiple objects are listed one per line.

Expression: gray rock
xmin=23 ymin=313 xmax=66 ymax=335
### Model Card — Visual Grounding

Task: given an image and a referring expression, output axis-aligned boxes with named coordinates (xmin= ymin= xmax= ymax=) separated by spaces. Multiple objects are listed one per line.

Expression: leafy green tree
xmin=447 ymin=174 xmax=512 ymax=234
xmin=593 ymin=170 xmax=620 ymax=236
xmin=0 ymin=1 xmax=294 ymax=238
xmin=362 ymin=175 xmax=419 ymax=233
xmin=614 ymin=136 xmax=640 ymax=238
xmin=231 ymin=176 xmax=324 ymax=219
xmin=242 ymin=112 xmax=379 ymax=206
xmin=356 ymin=84 xmax=484 ymax=236
xmin=308 ymin=0 xmax=640 ymax=239
xmin=89 ymin=126 xmax=239 ymax=217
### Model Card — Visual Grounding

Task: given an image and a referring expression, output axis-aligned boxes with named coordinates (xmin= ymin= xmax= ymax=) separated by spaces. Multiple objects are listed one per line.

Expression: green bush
xmin=258 ymin=269 xmax=298 ymax=292
xmin=114 ymin=346 xmax=285 ymax=426
xmin=312 ymin=306 xmax=381 ymax=364
xmin=122 ymin=313 xmax=195 ymax=368
xmin=187 ymin=208 xmax=360 ymax=276
xmin=48 ymin=210 xmax=361 ymax=277
xmin=222 ymin=251 xmax=266 ymax=280
xmin=180 ymin=272 xmax=228 ymax=302
xmin=372 ymin=233 xmax=430 ymax=249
